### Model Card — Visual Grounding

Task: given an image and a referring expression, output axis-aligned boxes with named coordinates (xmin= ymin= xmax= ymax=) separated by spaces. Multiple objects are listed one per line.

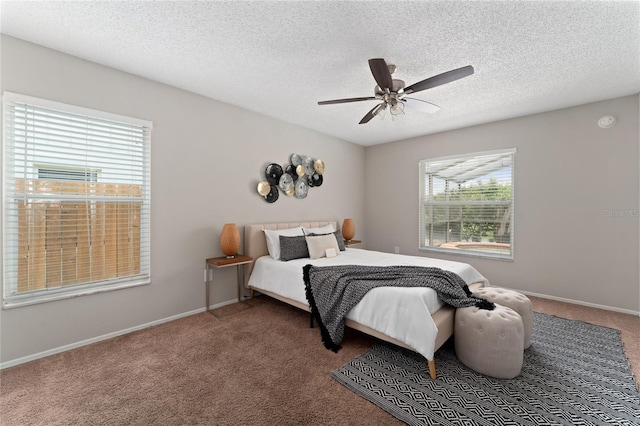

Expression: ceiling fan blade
xmin=318 ymin=96 xmax=376 ymax=105
xmin=404 ymin=65 xmax=474 ymax=95
xmin=368 ymin=58 xmax=393 ymax=91
xmin=403 ymin=97 xmax=441 ymax=113
xmin=359 ymin=103 xmax=386 ymax=124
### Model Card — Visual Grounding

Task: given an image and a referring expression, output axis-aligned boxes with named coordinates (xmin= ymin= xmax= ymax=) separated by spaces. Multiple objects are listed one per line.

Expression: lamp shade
xmin=342 ymin=218 xmax=355 ymax=241
xmin=220 ymin=223 xmax=241 ymax=257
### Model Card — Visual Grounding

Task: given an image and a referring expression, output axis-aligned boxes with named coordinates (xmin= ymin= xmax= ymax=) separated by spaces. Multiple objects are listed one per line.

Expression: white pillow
xmin=264 ymin=227 xmax=304 ymax=260
xmin=305 ymin=234 xmax=340 ymax=260
xmin=302 ymin=224 xmax=335 ymax=235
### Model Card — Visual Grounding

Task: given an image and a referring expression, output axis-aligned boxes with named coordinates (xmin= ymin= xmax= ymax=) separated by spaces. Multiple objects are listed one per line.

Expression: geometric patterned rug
xmin=332 ymin=313 xmax=640 ymax=425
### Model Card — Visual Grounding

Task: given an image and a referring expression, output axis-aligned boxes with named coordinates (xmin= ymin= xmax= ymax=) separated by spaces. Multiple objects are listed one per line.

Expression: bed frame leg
xmin=428 ymin=360 xmax=437 ymax=380
xmin=250 ymin=289 xmax=254 ymax=298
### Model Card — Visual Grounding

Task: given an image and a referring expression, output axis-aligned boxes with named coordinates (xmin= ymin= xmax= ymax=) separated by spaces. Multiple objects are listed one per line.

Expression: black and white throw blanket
xmin=303 ymin=264 xmax=494 ymax=352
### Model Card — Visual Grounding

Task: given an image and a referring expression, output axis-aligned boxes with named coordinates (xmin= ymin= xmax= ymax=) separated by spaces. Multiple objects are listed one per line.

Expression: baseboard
xmin=3 ymin=291 xmax=637 ymax=370
xmin=0 ymin=298 xmax=238 ymax=370
xmin=499 ymin=287 xmax=640 ymax=317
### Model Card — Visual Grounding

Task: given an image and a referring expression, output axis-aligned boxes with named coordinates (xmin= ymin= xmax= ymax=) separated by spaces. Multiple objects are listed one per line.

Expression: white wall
xmin=365 ymin=95 xmax=640 ymax=313
xmin=0 ymin=36 xmax=366 ymax=364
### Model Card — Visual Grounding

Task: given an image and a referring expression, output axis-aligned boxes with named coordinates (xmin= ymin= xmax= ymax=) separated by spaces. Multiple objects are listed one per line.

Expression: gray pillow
xmin=279 ymin=235 xmax=310 ymax=261
xmin=333 ymin=230 xmax=346 ymax=251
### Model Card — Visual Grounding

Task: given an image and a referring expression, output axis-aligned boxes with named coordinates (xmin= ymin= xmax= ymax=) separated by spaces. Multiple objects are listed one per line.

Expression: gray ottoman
xmin=454 ymin=305 xmax=524 ymax=379
xmin=473 ymin=287 xmax=533 ymax=349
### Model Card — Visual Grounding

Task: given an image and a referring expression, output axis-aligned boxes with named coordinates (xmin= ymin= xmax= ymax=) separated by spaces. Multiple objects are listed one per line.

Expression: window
xmin=419 ymin=149 xmax=515 ymax=260
xmin=2 ymin=92 xmax=152 ymax=308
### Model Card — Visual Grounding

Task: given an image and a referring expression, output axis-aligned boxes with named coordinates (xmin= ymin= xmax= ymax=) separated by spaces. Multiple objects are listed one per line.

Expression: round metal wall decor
xmin=257 ymin=181 xmax=271 ymax=196
xmin=278 ymin=173 xmax=294 ymax=193
xmin=265 ymin=163 xmax=283 ymax=185
xmin=294 ymin=179 xmax=309 ymax=198
xmin=264 ymin=185 xmax=279 ymax=203
xmin=255 ymin=154 xmax=324 ymax=203
xmin=308 ymin=173 xmax=323 ymax=187
xmin=303 ymin=156 xmax=315 ymax=176
xmin=285 ymin=164 xmax=298 ymax=181
xmin=291 ymin=153 xmax=303 ymax=166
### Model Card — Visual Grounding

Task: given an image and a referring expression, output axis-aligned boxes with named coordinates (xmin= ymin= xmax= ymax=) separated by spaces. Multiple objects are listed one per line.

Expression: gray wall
xmin=0 ymin=36 xmax=366 ymax=363
xmin=365 ymin=95 xmax=639 ymax=313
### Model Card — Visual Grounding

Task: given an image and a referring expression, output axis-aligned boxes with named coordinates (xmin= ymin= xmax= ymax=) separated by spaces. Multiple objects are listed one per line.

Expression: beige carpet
xmin=1 ymin=295 xmax=638 ymax=425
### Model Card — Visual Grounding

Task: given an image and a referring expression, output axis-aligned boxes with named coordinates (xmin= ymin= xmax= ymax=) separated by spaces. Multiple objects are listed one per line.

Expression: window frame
xmin=2 ymin=92 xmax=152 ymax=308
xmin=418 ymin=148 xmax=515 ymax=261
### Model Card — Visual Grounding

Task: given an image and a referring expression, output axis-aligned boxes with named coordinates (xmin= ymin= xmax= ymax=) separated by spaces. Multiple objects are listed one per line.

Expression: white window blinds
xmin=419 ymin=149 xmax=515 ymax=260
xmin=2 ymin=92 xmax=152 ymax=308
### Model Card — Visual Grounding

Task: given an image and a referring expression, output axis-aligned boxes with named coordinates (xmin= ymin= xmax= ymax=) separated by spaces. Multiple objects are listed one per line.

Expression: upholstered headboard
xmin=243 ymin=221 xmax=337 ymax=285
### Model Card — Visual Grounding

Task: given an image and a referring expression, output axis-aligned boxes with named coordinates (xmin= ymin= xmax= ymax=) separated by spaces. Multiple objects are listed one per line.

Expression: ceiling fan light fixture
xmin=376 ymin=103 xmax=388 ymax=121
xmin=390 ymin=100 xmax=405 ymax=117
xmin=318 ymin=59 xmax=474 ymax=125
xmin=389 ymin=102 xmax=405 ymax=122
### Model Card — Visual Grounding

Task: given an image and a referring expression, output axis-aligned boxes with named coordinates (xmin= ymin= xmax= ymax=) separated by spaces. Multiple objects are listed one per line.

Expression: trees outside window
xmin=419 ymin=149 xmax=515 ymax=259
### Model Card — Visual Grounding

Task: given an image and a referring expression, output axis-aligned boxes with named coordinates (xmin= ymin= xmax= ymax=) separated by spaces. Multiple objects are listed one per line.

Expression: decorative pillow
xmin=279 ymin=235 xmax=310 ymax=261
xmin=302 ymin=224 xmax=335 ymax=235
xmin=305 ymin=234 xmax=341 ymax=260
xmin=309 ymin=230 xmax=346 ymax=251
xmin=333 ymin=230 xmax=346 ymax=251
xmin=264 ymin=226 xmax=304 ymax=260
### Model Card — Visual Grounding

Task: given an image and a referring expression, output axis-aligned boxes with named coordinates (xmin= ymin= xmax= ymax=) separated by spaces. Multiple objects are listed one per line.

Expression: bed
xmin=244 ymin=221 xmax=488 ymax=379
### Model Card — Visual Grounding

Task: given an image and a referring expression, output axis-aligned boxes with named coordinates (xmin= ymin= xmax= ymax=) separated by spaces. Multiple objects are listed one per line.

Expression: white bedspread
xmin=247 ymin=248 xmax=488 ymax=360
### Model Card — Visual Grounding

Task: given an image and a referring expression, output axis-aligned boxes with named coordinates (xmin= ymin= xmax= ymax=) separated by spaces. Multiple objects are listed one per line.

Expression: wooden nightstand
xmin=205 ymin=255 xmax=253 ymax=314
xmin=344 ymin=240 xmax=362 ymax=247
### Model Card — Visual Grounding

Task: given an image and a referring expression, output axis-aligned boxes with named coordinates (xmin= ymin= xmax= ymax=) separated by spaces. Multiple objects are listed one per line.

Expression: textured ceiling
xmin=1 ymin=1 xmax=639 ymax=146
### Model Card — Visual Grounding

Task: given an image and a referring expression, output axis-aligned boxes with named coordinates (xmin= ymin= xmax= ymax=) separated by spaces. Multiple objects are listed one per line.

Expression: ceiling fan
xmin=318 ymin=58 xmax=474 ymax=124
